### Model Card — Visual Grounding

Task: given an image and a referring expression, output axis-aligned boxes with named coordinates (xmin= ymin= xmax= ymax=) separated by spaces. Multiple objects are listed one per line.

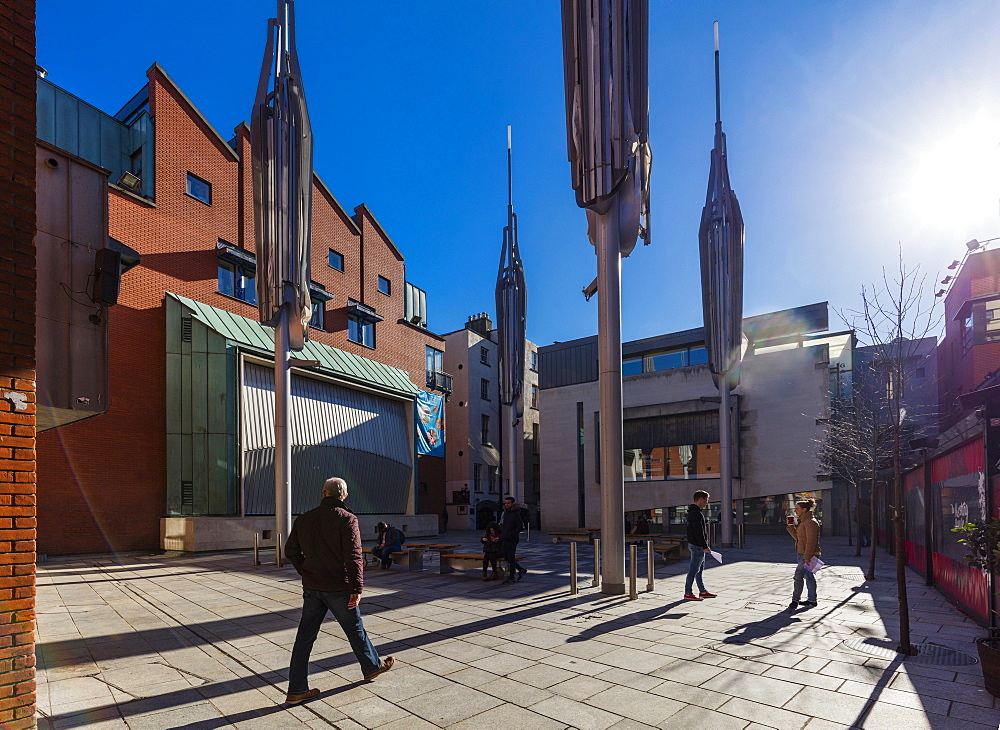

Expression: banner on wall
xmin=416 ymin=390 xmax=445 ymax=456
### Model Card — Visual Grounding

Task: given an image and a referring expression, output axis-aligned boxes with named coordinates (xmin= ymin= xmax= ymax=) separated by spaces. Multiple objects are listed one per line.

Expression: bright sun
xmin=904 ymin=116 xmax=1000 ymax=229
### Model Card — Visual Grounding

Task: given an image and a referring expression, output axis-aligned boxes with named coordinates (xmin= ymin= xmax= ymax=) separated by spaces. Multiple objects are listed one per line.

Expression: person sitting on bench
xmin=372 ymin=522 xmax=403 ymax=569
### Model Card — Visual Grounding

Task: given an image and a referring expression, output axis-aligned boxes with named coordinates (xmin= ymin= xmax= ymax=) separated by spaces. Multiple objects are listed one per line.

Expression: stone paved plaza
xmin=34 ymin=535 xmax=999 ymax=729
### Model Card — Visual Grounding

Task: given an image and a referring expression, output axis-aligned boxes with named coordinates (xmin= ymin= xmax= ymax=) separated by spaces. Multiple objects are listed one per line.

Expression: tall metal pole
xmin=719 ymin=380 xmax=732 ymax=547
xmin=597 ymin=201 xmax=626 ymax=594
xmin=274 ymin=306 xmax=292 ymax=560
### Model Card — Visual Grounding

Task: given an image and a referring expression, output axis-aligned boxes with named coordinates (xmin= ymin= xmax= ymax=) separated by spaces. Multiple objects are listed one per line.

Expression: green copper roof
xmin=166 ymin=293 xmax=419 ymax=398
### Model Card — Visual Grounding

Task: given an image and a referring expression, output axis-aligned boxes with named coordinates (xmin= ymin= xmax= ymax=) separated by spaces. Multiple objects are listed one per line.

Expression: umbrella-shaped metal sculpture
xmin=495 ymin=126 xmax=527 ymax=504
xmin=698 ymin=22 xmax=745 ymax=547
xmin=251 ymin=0 xmax=313 ymax=562
xmin=561 ymin=0 xmax=650 ymax=595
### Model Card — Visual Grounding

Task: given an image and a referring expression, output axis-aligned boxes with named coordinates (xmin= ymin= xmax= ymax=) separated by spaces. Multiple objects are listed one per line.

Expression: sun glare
xmin=904 ymin=116 xmax=1000 ymax=229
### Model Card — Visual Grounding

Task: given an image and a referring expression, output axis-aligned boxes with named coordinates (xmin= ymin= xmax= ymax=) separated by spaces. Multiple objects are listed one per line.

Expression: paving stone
xmin=716 ymin=697 xmax=808 ymax=730
xmin=702 ymin=668 xmax=803 ymax=706
xmin=760 ymin=665 xmax=843 ymax=691
xmin=448 ymin=703 xmax=568 ymax=729
xmin=398 ymin=683 xmax=503 ymax=726
xmin=779 ymin=686 xmax=868 ymax=725
xmin=337 ymin=695 xmax=411 ymax=728
xmin=587 ymin=685 xmax=685 ymax=724
xmin=531 ymin=694 xmax=624 ymax=730
xmin=548 ymin=675 xmax=614 ymax=701
xmin=506 ymin=663 xmax=579 ymax=689
xmin=657 ymin=704 xmax=750 ymax=729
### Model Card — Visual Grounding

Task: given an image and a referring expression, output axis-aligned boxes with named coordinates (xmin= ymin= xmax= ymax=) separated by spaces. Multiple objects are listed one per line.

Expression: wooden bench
xmin=439 ymin=552 xmax=526 ymax=577
xmin=549 ymin=532 xmax=594 ymax=544
xmin=650 ymin=539 xmax=689 ymax=562
xmin=363 ymin=547 xmax=426 ymax=571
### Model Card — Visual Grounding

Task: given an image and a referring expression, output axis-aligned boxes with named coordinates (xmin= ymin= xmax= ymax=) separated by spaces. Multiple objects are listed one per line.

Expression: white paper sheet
xmin=709 ymin=550 xmax=723 ymax=564
xmin=806 ymin=557 xmax=825 ymax=574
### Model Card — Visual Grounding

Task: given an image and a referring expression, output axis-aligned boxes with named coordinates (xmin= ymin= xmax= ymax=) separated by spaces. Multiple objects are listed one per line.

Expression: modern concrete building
xmin=538 ymin=302 xmax=854 ymax=536
xmin=35 ymin=65 xmax=447 ymax=554
xmin=441 ymin=314 xmax=539 ymax=530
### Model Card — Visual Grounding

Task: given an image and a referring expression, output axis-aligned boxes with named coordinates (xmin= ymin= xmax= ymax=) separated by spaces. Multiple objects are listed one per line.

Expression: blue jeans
xmin=288 ymin=589 xmax=381 ymax=692
xmin=792 ymin=553 xmax=817 ymax=603
xmin=685 ymin=548 xmax=707 ymax=594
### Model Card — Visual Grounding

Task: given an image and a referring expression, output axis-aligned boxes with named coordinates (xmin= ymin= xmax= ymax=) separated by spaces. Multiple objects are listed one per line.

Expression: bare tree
xmin=841 ymin=248 xmax=940 ymax=656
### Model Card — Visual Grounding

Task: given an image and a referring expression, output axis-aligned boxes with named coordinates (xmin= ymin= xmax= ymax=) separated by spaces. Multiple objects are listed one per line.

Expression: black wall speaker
xmin=91 ymin=248 xmax=122 ymax=306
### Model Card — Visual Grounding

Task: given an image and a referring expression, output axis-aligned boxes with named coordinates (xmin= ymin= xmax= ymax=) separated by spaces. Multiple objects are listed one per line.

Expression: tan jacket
xmin=786 ymin=515 xmax=821 ymax=560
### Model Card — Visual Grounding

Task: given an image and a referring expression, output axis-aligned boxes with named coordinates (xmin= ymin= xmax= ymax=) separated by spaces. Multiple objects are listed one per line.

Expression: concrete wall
xmin=540 ymin=344 xmax=831 ymax=531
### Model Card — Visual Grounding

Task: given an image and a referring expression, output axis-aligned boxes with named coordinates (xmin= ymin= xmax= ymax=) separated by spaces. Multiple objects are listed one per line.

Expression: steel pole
xmin=570 ymin=541 xmax=578 ymax=595
xmin=506 ymin=402 xmax=520 ymax=504
xmin=274 ymin=305 xmax=292 ymax=566
xmin=597 ymin=202 xmax=626 ymax=595
xmin=629 ymin=544 xmax=638 ymax=600
xmin=719 ymin=381 xmax=733 ymax=547
xmin=646 ymin=540 xmax=654 ymax=592
xmin=592 ymin=537 xmax=601 ymax=588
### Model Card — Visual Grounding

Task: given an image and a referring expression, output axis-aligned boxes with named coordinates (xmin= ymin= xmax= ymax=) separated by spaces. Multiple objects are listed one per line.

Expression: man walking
xmin=284 ymin=477 xmax=393 ymax=705
xmin=500 ymin=496 xmax=527 ymax=584
xmin=684 ymin=490 xmax=717 ymax=601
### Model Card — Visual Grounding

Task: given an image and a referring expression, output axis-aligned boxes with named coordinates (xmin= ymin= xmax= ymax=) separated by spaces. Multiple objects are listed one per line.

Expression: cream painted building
xmin=441 ymin=314 xmax=539 ymax=530
xmin=538 ymin=303 xmax=854 ymax=536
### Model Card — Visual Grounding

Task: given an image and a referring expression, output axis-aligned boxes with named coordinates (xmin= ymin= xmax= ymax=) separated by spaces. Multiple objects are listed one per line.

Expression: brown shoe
xmin=285 ymin=688 xmax=320 ymax=705
xmin=364 ymin=656 xmax=394 ymax=682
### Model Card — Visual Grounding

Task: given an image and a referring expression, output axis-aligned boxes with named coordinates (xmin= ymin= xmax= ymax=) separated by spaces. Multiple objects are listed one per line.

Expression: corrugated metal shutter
xmin=242 ymin=363 xmax=412 ymax=515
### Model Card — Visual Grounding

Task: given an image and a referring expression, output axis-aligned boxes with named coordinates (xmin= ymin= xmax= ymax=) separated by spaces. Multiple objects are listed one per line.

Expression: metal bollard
xmin=592 ymin=538 xmax=601 ymax=588
xmin=737 ymin=523 xmax=746 ymax=548
xmin=629 ymin=544 xmax=638 ymax=600
xmin=253 ymin=533 xmax=260 ymax=567
xmin=570 ymin=541 xmax=578 ymax=595
xmin=276 ymin=533 xmax=283 ymax=568
xmin=646 ymin=540 xmax=654 ymax=592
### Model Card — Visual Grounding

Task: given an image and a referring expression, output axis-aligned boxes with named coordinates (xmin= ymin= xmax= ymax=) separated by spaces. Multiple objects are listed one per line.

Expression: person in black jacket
xmin=684 ymin=490 xmax=717 ymax=601
xmin=499 ymin=496 xmax=527 ymax=584
xmin=284 ymin=477 xmax=393 ymax=705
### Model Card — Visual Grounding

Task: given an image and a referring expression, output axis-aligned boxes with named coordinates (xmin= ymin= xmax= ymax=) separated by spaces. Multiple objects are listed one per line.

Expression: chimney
xmin=466 ymin=312 xmax=493 ymax=339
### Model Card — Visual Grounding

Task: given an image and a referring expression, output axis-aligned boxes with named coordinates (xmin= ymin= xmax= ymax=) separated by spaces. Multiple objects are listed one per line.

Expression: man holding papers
xmin=785 ymin=498 xmax=822 ymax=610
xmin=684 ymin=490 xmax=717 ymax=600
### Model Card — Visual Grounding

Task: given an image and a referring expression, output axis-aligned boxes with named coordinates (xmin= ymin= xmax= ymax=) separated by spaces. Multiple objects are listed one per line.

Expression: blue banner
xmin=416 ymin=390 xmax=445 ymax=456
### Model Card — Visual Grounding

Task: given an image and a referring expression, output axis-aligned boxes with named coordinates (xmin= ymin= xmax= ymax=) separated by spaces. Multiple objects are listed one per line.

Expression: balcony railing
xmin=426 ymin=369 xmax=453 ymax=395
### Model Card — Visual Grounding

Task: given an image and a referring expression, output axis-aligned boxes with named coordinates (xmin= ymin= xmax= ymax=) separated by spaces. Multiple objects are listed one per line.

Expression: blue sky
xmin=37 ymin=1 xmax=1000 ymax=346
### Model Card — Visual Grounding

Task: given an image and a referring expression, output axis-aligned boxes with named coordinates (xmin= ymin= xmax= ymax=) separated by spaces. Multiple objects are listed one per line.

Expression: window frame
xmin=309 ymin=302 xmax=325 ymax=330
xmin=480 ymin=346 xmax=490 ymax=365
xmin=328 ymin=249 xmax=344 ymax=271
xmin=480 ymin=378 xmax=491 ymax=401
xmin=217 ymin=260 xmax=257 ymax=305
xmin=185 ymin=172 xmax=212 ymax=205
xmin=481 ymin=414 xmax=490 ymax=445
xmin=348 ymin=315 xmax=376 ymax=348
xmin=377 ymin=275 xmax=391 ymax=295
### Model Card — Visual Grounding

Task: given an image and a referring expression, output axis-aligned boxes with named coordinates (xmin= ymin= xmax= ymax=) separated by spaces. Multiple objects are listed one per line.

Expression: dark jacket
xmin=500 ymin=507 xmax=523 ymax=541
xmin=285 ymin=496 xmax=364 ymax=594
xmin=686 ymin=503 xmax=708 ymax=549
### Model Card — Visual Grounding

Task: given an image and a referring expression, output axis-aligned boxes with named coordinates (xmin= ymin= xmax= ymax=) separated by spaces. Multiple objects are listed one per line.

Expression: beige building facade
xmin=442 ymin=314 xmax=539 ymax=530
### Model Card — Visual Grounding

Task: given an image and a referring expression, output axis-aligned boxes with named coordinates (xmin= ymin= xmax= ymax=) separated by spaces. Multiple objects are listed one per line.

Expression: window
xmin=481 ymin=414 xmax=490 ymax=445
xmin=348 ymin=316 xmax=375 ymax=348
xmin=532 ymin=423 xmax=540 ymax=453
xmin=622 ymin=358 xmax=644 ymax=376
xmin=488 ymin=466 xmax=498 ymax=493
xmin=651 ymin=350 xmax=687 ymax=371
xmin=530 ymin=351 xmax=538 ymax=371
xmin=688 ymin=347 xmax=709 ymax=365
xmin=473 ymin=464 xmax=482 ymax=492
xmin=186 ymin=173 xmax=211 ymax=204
xmin=481 ymin=378 xmax=490 ymax=400
xmin=218 ymin=261 xmax=257 ymax=305
xmin=480 ymin=347 xmax=490 ymax=365
xmin=531 ymin=384 xmax=538 ymax=409
xmin=328 ymin=250 xmax=344 ymax=271
xmin=377 ymin=275 xmax=391 ymax=295
xmin=916 ymin=367 xmax=926 ymax=378
xmin=309 ymin=303 xmax=325 ymax=330
xmin=426 ymin=346 xmax=443 ymax=380
xmin=962 ymin=315 xmax=974 ymax=353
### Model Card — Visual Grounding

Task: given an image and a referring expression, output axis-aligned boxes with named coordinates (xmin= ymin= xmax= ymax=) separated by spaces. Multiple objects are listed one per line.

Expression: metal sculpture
xmin=251 ymin=0 xmax=314 ymax=561
xmin=495 ymin=126 xmax=527 ymax=504
xmin=698 ymin=21 xmax=745 ymax=547
xmin=561 ymin=0 xmax=650 ymax=595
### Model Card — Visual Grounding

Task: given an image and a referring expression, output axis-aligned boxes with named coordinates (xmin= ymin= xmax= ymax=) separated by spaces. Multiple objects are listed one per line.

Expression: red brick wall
xmin=37 ymin=64 xmax=446 ymax=555
xmin=0 ymin=0 xmax=38 ymax=725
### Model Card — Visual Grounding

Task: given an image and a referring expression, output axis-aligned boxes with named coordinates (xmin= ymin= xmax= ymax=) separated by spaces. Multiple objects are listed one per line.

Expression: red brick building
xmin=938 ymin=246 xmax=1000 ymax=430
xmin=0 ymin=0 xmax=38 ymax=724
xmin=37 ymin=63 xmax=448 ymax=555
